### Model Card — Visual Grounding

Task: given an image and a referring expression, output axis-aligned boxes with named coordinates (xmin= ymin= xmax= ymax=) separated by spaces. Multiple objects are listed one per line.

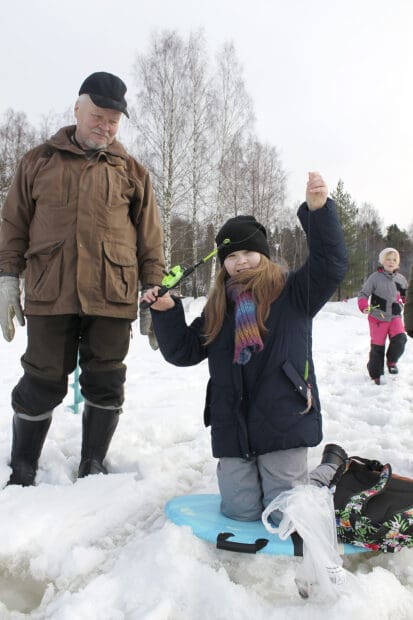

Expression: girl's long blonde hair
xmin=203 ymin=255 xmax=286 ymax=345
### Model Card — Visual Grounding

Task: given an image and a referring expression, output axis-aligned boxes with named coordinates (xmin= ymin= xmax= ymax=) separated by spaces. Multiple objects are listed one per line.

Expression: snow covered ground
xmin=1 ymin=297 xmax=413 ymax=619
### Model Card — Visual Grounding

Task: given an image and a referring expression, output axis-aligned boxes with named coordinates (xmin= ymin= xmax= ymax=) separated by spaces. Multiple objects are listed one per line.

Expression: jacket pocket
xmin=24 ymin=240 xmax=64 ymax=302
xmin=102 ymin=241 xmax=138 ymax=304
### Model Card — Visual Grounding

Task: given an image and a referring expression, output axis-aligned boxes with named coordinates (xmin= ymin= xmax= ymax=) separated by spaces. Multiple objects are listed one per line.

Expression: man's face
xmin=74 ymin=96 xmax=122 ymax=150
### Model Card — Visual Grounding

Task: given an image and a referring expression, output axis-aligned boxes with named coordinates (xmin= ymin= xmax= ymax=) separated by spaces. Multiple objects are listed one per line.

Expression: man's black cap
xmin=79 ymin=72 xmax=129 ymax=118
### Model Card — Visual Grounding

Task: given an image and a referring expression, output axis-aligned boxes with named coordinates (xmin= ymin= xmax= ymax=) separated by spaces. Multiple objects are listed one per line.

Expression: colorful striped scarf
xmin=226 ymin=281 xmax=264 ymax=365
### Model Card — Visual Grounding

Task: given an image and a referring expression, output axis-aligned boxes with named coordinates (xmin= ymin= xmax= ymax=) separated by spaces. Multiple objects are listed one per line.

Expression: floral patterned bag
xmin=331 ymin=457 xmax=413 ymax=552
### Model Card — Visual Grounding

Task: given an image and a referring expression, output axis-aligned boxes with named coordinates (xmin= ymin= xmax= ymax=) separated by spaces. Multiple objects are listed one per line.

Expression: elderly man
xmin=0 ymin=72 xmax=165 ymax=485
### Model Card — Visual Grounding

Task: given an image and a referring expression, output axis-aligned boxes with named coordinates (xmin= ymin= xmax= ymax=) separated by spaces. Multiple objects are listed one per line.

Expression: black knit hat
xmin=215 ymin=215 xmax=270 ymax=265
xmin=79 ymin=72 xmax=129 ymax=118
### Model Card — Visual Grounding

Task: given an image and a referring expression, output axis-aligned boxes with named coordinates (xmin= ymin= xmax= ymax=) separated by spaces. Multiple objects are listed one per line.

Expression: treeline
xmin=332 ymin=180 xmax=413 ymax=299
xmin=1 ymin=30 xmax=412 ymax=299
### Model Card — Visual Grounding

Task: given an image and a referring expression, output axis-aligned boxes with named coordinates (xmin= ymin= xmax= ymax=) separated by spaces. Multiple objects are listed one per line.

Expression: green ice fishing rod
xmin=140 ymin=238 xmax=231 ymax=309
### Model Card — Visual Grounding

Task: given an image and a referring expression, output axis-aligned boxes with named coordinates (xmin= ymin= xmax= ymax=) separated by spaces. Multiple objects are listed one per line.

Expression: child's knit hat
xmin=215 ymin=215 xmax=270 ymax=265
xmin=378 ymin=247 xmax=400 ymax=265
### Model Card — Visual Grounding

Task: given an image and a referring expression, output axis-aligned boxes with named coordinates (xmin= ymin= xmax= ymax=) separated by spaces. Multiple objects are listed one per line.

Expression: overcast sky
xmin=1 ymin=0 xmax=412 ymax=231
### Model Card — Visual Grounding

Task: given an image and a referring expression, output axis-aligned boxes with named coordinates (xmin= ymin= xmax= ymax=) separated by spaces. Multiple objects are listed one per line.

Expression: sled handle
xmin=290 ymin=531 xmax=303 ymax=557
xmin=216 ymin=532 xmax=268 ymax=554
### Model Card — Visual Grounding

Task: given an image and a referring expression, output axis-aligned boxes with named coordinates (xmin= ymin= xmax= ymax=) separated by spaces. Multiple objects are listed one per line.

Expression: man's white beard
xmin=84 ymin=138 xmax=108 ymax=150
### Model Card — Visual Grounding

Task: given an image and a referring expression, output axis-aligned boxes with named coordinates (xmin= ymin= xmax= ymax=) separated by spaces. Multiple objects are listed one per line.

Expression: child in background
xmin=142 ymin=173 xmax=347 ymax=523
xmin=358 ymin=248 xmax=408 ymax=385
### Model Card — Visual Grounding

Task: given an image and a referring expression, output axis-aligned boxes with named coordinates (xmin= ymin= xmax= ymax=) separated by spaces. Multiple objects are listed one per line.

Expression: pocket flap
xmin=24 ymin=240 xmax=64 ymax=259
xmin=103 ymin=241 xmax=137 ymax=267
xmin=203 ymin=379 xmax=212 ymax=427
xmin=282 ymin=360 xmax=308 ymax=400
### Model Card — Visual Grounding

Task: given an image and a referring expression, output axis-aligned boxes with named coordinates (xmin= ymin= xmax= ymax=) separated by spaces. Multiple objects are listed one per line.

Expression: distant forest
xmin=1 ymin=30 xmax=412 ymax=298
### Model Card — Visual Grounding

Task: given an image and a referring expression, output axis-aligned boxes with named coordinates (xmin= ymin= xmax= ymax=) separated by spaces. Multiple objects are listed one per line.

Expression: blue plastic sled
xmin=165 ymin=494 xmax=368 ymax=556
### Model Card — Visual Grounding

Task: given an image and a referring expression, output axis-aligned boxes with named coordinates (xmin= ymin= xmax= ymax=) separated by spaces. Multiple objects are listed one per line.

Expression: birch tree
xmin=130 ymin=30 xmax=190 ymax=266
xmin=185 ymin=32 xmax=214 ymax=296
xmin=243 ymin=138 xmax=286 ymax=231
xmin=38 ymin=108 xmax=74 ymax=142
xmin=0 ymin=109 xmax=37 ymax=211
xmin=208 ymin=42 xmax=254 ymax=281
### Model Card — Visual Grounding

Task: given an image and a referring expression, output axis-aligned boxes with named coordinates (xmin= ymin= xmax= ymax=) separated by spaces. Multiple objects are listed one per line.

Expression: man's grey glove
xmin=0 ymin=276 xmax=25 ymax=342
xmin=139 ymin=303 xmax=159 ymax=350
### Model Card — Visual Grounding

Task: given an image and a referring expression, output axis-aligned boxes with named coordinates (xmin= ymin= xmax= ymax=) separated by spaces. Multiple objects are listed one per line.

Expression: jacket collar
xmin=378 ymin=266 xmax=398 ymax=277
xmin=47 ymin=125 xmax=129 ymax=161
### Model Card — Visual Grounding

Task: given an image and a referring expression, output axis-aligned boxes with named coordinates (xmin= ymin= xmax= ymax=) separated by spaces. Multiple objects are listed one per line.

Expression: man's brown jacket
xmin=0 ymin=126 xmax=165 ymax=319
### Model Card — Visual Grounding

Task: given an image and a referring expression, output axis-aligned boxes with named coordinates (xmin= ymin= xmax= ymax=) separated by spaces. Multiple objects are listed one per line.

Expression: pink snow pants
xmin=368 ymin=315 xmax=405 ymax=345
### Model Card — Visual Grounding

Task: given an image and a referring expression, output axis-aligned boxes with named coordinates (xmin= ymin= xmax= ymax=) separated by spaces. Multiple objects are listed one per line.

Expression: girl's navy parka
xmin=151 ymin=199 xmax=347 ymax=459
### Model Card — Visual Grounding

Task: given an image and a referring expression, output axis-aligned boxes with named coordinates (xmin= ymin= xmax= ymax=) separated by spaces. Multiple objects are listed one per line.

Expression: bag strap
xmin=329 ymin=455 xmax=384 ymax=490
xmin=349 ymin=456 xmax=384 ymax=472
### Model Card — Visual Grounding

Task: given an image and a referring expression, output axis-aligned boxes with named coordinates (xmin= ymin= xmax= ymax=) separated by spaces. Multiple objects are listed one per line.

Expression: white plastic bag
xmin=262 ymin=484 xmax=351 ymax=599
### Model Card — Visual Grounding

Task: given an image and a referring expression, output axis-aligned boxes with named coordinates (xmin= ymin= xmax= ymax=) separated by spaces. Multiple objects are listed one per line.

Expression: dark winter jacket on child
xmin=358 ymin=268 xmax=407 ymax=322
xmin=151 ymin=200 xmax=347 ymax=460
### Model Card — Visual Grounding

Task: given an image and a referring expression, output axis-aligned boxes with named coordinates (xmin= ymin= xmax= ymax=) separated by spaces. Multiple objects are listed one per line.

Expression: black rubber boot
xmin=386 ymin=333 xmax=407 ymax=369
xmin=387 ymin=362 xmax=398 ymax=375
xmin=321 ymin=444 xmax=348 ymax=468
xmin=367 ymin=344 xmax=385 ymax=382
xmin=7 ymin=414 xmax=52 ymax=487
xmin=78 ymin=405 xmax=120 ymax=478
